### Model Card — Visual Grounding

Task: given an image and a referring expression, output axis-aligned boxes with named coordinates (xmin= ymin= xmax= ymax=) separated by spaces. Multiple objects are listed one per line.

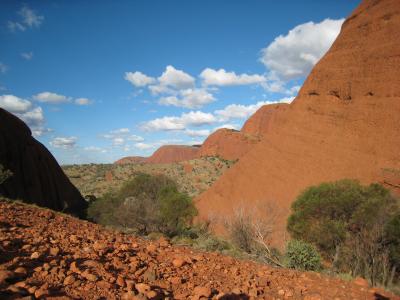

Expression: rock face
xmin=197 ymin=104 xmax=288 ymax=161
xmin=197 ymin=129 xmax=259 ymax=161
xmin=195 ymin=0 xmax=400 ymax=248
xmin=1 ymin=199 xmax=398 ymax=299
xmin=146 ymin=145 xmax=200 ymax=164
xmin=114 ymin=156 xmax=147 ymax=165
xmin=0 ymin=108 xmax=87 ymax=217
xmin=241 ymin=103 xmax=289 ymax=136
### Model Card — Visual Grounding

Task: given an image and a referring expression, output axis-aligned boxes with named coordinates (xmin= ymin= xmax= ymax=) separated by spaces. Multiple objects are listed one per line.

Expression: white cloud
xmin=0 ymin=63 xmax=8 ymax=74
xmin=84 ymin=146 xmax=107 ymax=153
xmin=50 ymin=137 xmax=77 ymax=149
xmin=158 ymin=65 xmax=195 ymax=89
xmin=127 ymin=135 xmax=144 ymax=142
xmin=141 ymin=111 xmax=217 ymax=131
xmin=8 ymin=6 xmax=44 ymax=32
xmin=74 ymin=98 xmax=92 ymax=105
xmin=21 ymin=52 xmax=33 ymax=60
xmin=134 ymin=142 xmax=154 ymax=150
xmin=33 ymin=92 xmax=71 ymax=104
xmin=124 ymin=71 xmax=156 ymax=87
xmin=185 ymin=129 xmax=211 ymax=137
xmin=101 ymin=128 xmax=144 ymax=147
xmin=0 ymin=94 xmax=32 ymax=113
xmin=215 ymin=101 xmax=268 ymax=122
xmin=113 ymin=137 xmax=125 ymax=146
xmin=260 ymin=18 xmax=344 ymax=80
xmin=214 ymin=123 xmax=240 ymax=131
xmin=0 ymin=94 xmax=49 ymax=136
xmin=200 ymin=68 xmax=265 ymax=86
xmin=158 ymin=88 xmax=215 ymax=109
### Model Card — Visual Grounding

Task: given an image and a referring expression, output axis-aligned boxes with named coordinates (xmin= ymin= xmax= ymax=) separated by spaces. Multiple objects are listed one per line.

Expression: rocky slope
xmin=146 ymin=145 xmax=200 ymax=164
xmin=1 ymin=199 xmax=398 ymax=300
xmin=0 ymin=108 xmax=87 ymax=217
xmin=115 ymin=157 xmax=147 ymax=165
xmin=195 ymin=0 xmax=400 ymax=248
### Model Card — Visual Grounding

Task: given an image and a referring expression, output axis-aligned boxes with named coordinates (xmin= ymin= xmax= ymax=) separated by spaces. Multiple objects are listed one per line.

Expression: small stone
xmin=0 ymin=270 xmax=14 ymax=284
xmin=172 ymin=258 xmax=186 ymax=268
xmin=135 ymin=283 xmax=151 ymax=294
xmin=169 ymin=277 xmax=181 ymax=285
xmin=193 ymin=286 xmax=211 ymax=298
xmin=146 ymin=244 xmax=157 ymax=253
xmin=30 ymin=251 xmax=40 ymax=259
xmin=147 ymin=290 xmax=157 ymax=298
xmin=116 ymin=275 xmax=125 ymax=287
xmin=63 ymin=275 xmax=75 ymax=285
xmin=14 ymin=267 xmax=27 ymax=276
xmin=49 ymin=247 xmax=60 ymax=256
xmin=35 ymin=288 xmax=49 ymax=298
xmin=82 ymin=271 xmax=98 ymax=282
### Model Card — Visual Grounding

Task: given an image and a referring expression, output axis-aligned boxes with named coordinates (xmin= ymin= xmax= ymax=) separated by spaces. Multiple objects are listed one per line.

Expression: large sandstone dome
xmin=146 ymin=145 xmax=200 ymax=164
xmin=114 ymin=156 xmax=147 ymax=165
xmin=195 ymin=0 xmax=400 ymax=248
xmin=0 ymin=108 xmax=87 ymax=217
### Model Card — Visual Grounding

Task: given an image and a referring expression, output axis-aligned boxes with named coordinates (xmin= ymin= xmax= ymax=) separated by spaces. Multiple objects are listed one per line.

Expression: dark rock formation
xmin=0 ymin=108 xmax=87 ymax=217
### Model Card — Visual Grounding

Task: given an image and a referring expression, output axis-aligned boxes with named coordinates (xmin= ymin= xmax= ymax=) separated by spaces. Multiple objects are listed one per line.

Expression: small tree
xmin=287 ymin=179 xmax=400 ymax=286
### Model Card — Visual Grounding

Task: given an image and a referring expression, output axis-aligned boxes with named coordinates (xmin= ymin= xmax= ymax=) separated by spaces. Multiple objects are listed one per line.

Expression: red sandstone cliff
xmin=146 ymin=145 xmax=200 ymax=164
xmin=195 ymin=0 xmax=400 ymax=248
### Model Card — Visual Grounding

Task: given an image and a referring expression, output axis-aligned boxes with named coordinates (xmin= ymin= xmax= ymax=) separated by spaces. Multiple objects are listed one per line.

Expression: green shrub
xmin=284 ymin=239 xmax=321 ymax=271
xmin=87 ymin=173 xmax=197 ymax=237
xmin=287 ymin=179 xmax=400 ymax=286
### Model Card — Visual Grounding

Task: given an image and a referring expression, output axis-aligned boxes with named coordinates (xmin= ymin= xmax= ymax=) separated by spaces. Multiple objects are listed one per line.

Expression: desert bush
xmin=87 ymin=173 xmax=197 ymax=237
xmin=284 ymin=239 xmax=321 ymax=271
xmin=287 ymin=179 xmax=400 ymax=286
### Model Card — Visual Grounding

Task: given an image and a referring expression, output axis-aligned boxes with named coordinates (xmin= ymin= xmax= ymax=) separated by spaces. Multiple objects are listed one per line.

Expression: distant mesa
xmin=146 ymin=145 xmax=199 ymax=164
xmin=114 ymin=156 xmax=147 ymax=164
xmin=0 ymin=108 xmax=87 ymax=217
xmin=195 ymin=0 xmax=400 ymax=248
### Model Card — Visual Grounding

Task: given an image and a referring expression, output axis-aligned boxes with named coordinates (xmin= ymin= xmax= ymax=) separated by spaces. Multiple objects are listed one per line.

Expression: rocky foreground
xmin=0 ymin=199 xmax=398 ymax=300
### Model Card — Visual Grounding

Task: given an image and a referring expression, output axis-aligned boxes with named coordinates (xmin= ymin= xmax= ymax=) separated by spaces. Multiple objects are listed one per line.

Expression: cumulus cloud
xmin=124 ymin=71 xmax=156 ymax=87
xmin=215 ymin=101 xmax=269 ymax=122
xmin=158 ymin=65 xmax=195 ymax=89
xmin=158 ymin=88 xmax=215 ymax=109
xmin=101 ymin=128 xmax=144 ymax=147
xmin=8 ymin=5 xmax=44 ymax=32
xmin=84 ymin=146 xmax=107 ymax=153
xmin=21 ymin=52 xmax=33 ymax=60
xmin=214 ymin=123 xmax=240 ymax=131
xmin=50 ymin=136 xmax=77 ymax=149
xmin=134 ymin=142 xmax=154 ymax=150
xmin=74 ymin=98 xmax=92 ymax=105
xmin=141 ymin=111 xmax=217 ymax=131
xmin=0 ymin=94 xmax=32 ymax=113
xmin=260 ymin=18 xmax=344 ymax=80
xmin=33 ymin=92 xmax=71 ymax=104
xmin=185 ymin=129 xmax=211 ymax=137
xmin=0 ymin=94 xmax=49 ymax=136
xmin=200 ymin=68 xmax=265 ymax=86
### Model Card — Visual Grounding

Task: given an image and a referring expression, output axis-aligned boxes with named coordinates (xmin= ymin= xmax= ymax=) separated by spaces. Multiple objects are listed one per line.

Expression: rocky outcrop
xmin=241 ymin=103 xmax=289 ymax=136
xmin=197 ymin=129 xmax=259 ymax=161
xmin=114 ymin=156 xmax=147 ymax=165
xmin=197 ymin=104 xmax=288 ymax=161
xmin=1 ymin=199 xmax=397 ymax=299
xmin=195 ymin=0 xmax=400 ymax=248
xmin=146 ymin=145 xmax=200 ymax=164
xmin=0 ymin=108 xmax=87 ymax=217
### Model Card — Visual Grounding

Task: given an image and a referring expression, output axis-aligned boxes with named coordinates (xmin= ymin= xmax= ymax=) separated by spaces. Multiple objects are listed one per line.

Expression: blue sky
xmin=0 ymin=0 xmax=358 ymax=164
